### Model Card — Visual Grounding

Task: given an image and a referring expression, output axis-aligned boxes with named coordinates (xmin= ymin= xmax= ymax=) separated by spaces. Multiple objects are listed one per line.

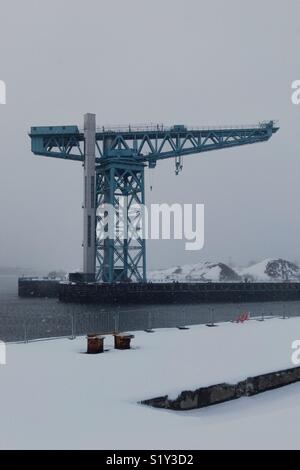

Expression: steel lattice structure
xmin=29 ymin=118 xmax=279 ymax=283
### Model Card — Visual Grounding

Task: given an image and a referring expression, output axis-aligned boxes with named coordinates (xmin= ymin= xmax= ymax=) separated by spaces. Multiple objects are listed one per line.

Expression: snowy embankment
xmin=149 ymin=258 xmax=300 ymax=283
xmin=0 ymin=317 xmax=300 ymax=449
xmin=149 ymin=261 xmax=240 ymax=282
xmin=238 ymin=258 xmax=300 ymax=282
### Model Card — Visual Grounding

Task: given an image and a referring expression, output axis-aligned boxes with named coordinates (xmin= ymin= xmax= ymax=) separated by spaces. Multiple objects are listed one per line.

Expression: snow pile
xmin=149 ymin=261 xmax=241 ymax=283
xmin=150 ymin=258 xmax=300 ymax=283
xmin=239 ymin=258 xmax=300 ymax=282
xmin=1 ymin=318 xmax=300 ymax=449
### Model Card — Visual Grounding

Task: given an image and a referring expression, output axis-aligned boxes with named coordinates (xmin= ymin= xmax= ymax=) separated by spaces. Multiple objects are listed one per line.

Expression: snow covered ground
xmin=0 ymin=317 xmax=300 ymax=449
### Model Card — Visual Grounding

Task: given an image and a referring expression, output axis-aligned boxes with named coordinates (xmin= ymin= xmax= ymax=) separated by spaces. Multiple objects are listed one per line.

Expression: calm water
xmin=1 ymin=273 xmax=300 ymax=342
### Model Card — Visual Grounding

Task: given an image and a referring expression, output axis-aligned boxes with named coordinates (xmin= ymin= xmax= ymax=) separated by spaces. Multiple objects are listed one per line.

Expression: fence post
xmin=24 ymin=321 xmax=28 ymax=343
xmin=148 ymin=311 xmax=152 ymax=331
xmin=206 ymin=307 xmax=218 ymax=328
xmin=182 ymin=309 xmax=187 ymax=327
xmin=70 ymin=313 xmax=76 ymax=339
xmin=177 ymin=309 xmax=189 ymax=330
xmin=114 ymin=312 xmax=120 ymax=334
xmin=145 ymin=311 xmax=154 ymax=332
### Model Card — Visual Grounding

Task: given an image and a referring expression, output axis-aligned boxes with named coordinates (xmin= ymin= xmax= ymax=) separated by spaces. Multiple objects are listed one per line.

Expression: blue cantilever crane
xmin=29 ymin=116 xmax=279 ymax=283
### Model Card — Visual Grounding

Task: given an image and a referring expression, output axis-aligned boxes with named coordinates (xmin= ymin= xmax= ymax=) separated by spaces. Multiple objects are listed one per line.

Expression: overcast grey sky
xmin=0 ymin=0 xmax=300 ymax=272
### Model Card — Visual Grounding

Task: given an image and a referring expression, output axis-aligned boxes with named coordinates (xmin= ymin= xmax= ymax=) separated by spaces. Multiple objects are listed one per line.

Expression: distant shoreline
xmin=0 ymin=268 xmax=43 ymax=276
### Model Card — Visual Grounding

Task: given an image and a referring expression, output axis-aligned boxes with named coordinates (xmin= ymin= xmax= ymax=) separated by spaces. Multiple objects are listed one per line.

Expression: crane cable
xmin=149 ymin=166 xmax=153 ymax=192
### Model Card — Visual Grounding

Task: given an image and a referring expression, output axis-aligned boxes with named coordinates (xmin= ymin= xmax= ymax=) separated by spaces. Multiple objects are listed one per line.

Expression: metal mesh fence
xmin=1 ymin=299 xmax=299 ymax=344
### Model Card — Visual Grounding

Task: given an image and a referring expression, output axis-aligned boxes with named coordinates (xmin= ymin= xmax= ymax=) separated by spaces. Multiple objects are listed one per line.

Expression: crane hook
xmin=175 ymin=156 xmax=183 ymax=175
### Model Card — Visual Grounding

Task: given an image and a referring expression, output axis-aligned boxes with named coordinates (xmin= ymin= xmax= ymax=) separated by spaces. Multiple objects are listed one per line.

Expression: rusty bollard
xmin=87 ymin=334 xmax=105 ymax=354
xmin=114 ymin=334 xmax=135 ymax=350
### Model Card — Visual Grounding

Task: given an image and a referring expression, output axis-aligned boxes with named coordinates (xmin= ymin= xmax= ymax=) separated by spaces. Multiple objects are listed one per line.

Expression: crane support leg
xmin=83 ymin=113 xmax=96 ymax=281
xmin=96 ymin=159 xmax=146 ymax=283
